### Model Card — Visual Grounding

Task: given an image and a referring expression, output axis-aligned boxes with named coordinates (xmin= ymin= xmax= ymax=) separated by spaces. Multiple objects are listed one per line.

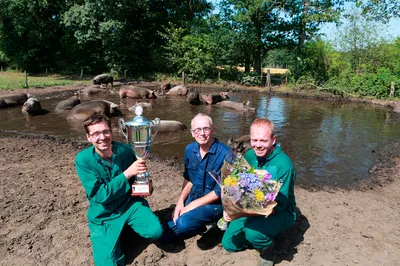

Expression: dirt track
xmin=1 ymin=84 xmax=400 ymax=265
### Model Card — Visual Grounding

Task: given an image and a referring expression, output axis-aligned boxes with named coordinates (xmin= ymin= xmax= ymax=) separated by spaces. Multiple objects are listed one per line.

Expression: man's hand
xmin=223 ymin=211 xmax=245 ymax=221
xmin=173 ymin=201 xmax=184 ymax=223
xmin=123 ymin=159 xmax=147 ymax=179
xmin=180 ymin=202 xmax=197 ymax=216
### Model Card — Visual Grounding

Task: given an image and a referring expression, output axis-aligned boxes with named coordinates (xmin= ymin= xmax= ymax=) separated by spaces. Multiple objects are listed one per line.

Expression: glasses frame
xmin=191 ymin=127 xmax=212 ymax=135
xmin=88 ymin=129 xmax=112 ymax=139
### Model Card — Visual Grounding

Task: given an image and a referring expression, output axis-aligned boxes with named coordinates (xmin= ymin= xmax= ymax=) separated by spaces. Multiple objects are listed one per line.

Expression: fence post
xmin=80 ymin=68 xmax=84 ymax=78
xmin=1 ymin=66 xmax=2 ymax=72
xmin=266 ymin=69 xmax=271 ymax=93
xmin=124 ymin=69 xmax=127 ymax=79
xmin=390 ymin=82 xmax=395 ymax=98
xmin=182 ymin=72 xmax=185 ymax=84
xmin=218 ymin=71 xmax=220 ymax=81
xmin=25 ymin=70 xmax=28 ymax=88
xmin=261 ymin=70 xmax=263 ymax=86
xmin=46 ymin=68 xmax=48 ymax=76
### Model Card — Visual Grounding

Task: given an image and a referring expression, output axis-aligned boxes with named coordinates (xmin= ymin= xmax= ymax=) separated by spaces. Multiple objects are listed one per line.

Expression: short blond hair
xmin=250 ymin=118 xmax=275 ymax=137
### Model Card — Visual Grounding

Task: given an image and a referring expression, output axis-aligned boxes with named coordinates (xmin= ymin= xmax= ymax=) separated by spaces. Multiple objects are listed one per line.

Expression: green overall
xmin=75 ymin=141 xmax=162 ymax=266
xmin=221 ymin=145 xmax=296 ymax=251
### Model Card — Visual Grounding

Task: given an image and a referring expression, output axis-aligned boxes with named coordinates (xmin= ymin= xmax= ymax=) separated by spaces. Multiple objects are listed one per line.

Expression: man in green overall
xmin=221 ymin=118 xmax=296 ymax=266
xmin=75 ymin=114 xmax=162 ymax=266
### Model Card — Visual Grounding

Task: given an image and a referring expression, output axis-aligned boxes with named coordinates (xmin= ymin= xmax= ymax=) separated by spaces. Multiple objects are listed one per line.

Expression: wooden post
xmin=80 ymin=68 xmax=83 ymax=78
xmin=266 ymin=69 xmax=271 ymax=93
xmin=390 ymin=82 xmax=395 ymax=98
xmin=124 ymin=69 xmax=127 ymax=79
xmin=46 ymin=68 xmax=48 ymax=75
xmin=1 ymin=66 xmax=2 ymax=72
xmin=218 ymin=71 xmax=221 ymax=81
xmin=182 ymin=72 xmax=185 ymax=84
xmin=25 ymin=70 xmax=28 ymax=88
xmin=261 ymin=70 xmax=263 ymax=86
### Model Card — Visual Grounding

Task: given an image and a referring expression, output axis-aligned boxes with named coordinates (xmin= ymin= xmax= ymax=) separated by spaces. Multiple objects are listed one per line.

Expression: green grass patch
xmin=0 ymin=72 xmax=90 ymax=90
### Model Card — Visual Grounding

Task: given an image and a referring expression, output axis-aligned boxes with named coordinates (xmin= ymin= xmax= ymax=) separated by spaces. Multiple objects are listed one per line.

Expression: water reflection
xmin=1 ymin=88 xmax=399 ymax=188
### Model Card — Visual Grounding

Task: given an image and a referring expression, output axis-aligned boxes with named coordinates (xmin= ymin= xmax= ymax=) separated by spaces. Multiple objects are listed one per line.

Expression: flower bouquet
xmin=210 ymin=154 xmax=282 ymax=230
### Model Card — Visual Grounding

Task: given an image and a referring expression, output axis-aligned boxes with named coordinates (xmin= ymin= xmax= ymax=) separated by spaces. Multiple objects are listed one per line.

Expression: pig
xmin=216 ymin=100 xmax=256 ymax=112
xmin=187 ymin=88 xmax=202 ymax=105
xmin=227 ymin=135 xmax=251 ymax=156
xmin=119 ymin=86 xmax=157 ymax=99
xmin=200 ymin=91 xmax=231 ymax=105
xmin=166 ymin=85 xmax=188 ymax=96
xmin=158 ymin=120 xmax=187 ymax=133
xmin=160 ymin=82 xmax=171 ymax=92
xmin=0 ymin=93 xmax=32 ymax=108
xmin=55 ymin=96 xmax=81 ymax=111
xmin=78 ymin=86 xmax=108 ymax=97
xmin=67 ymin=100 xmax=121 ymax=121
xmin=92 ymin=74 xmax=114 ymax=87
xmin=21 ymin=97 xmax=42 ymax=115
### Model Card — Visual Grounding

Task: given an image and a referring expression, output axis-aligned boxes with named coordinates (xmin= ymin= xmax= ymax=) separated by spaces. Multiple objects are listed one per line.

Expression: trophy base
xmin=131 ymin=180 xmax=153 ymax=197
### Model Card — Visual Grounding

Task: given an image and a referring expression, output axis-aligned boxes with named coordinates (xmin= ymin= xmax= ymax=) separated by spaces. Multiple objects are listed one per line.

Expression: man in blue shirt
xmin=160 ymin=113 xmax=233 ymax=249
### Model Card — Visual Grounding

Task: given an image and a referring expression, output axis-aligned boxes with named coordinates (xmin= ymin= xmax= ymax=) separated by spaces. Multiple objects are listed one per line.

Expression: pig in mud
xmin=166 ymin=85 xmax=188 ymax=96
xmin=216 ymin=100 xmax=256 ymax=112
xmin=158 ymin=120 xmax=187 ymax=133
xmin=187 ymin=88 xmax=202 ymax=105
xmin=0 ymin=93 xmax=32 ymax=108
xmin=160 ymin=82 xmax=171 ymax=93
xmin=227 ymin=135 xmax=251 ymax=156
xmin=67 ymin=100 xmax=121 ymax=121
xmin=21 ymin=97 xmax=42 ymax=115
xmin=200 ymin=91 xmax=231 ymax=105
xmin=77 ymin=86 xmax=108 ymax=97
xmin=119 ymin=86 xmax=157 ymax=99
xmin=55 ymin=96 xmax=81 ymax=111
xmin=92 ymin=74 xmax=114 ymax=87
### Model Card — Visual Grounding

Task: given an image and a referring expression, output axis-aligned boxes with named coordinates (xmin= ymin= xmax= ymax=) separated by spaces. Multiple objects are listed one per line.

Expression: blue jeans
xmin=161 ymin=203 xmax=223 ymax=243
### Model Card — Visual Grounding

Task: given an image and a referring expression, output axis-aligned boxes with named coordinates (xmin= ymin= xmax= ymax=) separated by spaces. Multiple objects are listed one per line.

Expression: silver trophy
xmin=118 ymin=106 xmax=160 ymax=196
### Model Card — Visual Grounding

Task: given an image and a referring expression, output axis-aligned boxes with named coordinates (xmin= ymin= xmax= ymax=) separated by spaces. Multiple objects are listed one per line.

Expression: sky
xmin=209 ymin=0 xmax=400 ymax=39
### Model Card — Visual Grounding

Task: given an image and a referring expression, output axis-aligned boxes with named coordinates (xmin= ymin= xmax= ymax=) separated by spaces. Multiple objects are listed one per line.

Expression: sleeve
xmin=183 ymin=147 xmax=190 ymax=181
xmin=75 ymin=156 xmax=131 ymax=205
xmin=274 ymin=167 xmax=295 ymax=213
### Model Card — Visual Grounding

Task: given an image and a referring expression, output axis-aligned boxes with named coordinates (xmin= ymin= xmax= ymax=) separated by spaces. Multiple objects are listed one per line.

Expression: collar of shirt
xmin=92 ymin=141 xmax=118 ymax=166
xmin=192 ymin=138 xmax=219 ymax=157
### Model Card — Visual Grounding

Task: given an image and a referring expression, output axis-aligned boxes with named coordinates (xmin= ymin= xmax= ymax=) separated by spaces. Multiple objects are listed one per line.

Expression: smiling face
xmin=86 ymin=121 xmax=113 ymax=155
xmin=190 ymin=115 xmax=215 ymax=146
xmin=250 ymin=125 xmax=276 ymax=158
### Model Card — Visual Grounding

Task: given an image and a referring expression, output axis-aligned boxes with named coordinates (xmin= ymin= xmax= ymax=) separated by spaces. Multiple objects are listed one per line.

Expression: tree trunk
xmin=252 ymin=11 xmax=262 ymax=74
xmin=298 ymin=0 xmax=309 ymax=51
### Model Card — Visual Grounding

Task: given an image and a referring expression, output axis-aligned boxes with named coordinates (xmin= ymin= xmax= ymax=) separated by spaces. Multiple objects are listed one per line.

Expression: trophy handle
xmin=118 ymin=118 xmax=128 ymax=139
xmin=151 ymin=118 xmax=161 ymax=139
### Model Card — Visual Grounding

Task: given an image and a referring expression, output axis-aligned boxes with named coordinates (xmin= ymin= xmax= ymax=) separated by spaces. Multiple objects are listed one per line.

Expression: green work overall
xmin=221 ymin=145 xmax=296 ymax=252
xmin=75 ymin=142 xmax=162 ymax=266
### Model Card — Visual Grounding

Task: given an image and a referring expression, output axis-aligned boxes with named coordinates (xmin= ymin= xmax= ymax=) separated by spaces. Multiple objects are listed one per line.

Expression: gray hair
xmin=191 ymin=113 xmax=213 ymax=129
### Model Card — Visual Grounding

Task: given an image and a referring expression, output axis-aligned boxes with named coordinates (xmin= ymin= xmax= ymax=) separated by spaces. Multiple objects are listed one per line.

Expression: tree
xmin=359 ymin=0 xmax=400 ymax=22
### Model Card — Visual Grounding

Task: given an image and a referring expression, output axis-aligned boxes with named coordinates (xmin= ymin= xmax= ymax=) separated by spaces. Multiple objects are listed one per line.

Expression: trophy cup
xmin=118 ymin=106 xmax=160 ymax=196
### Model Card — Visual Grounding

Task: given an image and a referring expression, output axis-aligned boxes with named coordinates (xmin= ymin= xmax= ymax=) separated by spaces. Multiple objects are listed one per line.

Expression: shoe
xmin=196 ymin=224 xmax=223 ymax=250
xmin=257 ymin=242 xmax=276 ymax=266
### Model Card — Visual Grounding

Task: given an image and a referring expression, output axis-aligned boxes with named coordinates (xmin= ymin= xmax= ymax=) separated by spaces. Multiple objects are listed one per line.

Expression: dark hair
xmin=83 ymin=113 xmax=111 ymax=133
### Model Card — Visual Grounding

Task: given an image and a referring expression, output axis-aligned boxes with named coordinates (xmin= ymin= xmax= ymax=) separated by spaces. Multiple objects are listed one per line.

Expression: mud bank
xmin=0 ymin=134 xmax=399 ymax=266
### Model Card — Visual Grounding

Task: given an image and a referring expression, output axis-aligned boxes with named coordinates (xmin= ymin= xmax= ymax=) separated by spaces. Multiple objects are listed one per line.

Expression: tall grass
xmin=0 ymin=72 xmax=90 ymax=90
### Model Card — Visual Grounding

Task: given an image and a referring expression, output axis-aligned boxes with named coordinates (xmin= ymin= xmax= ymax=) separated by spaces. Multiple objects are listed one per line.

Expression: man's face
xmin=86 ymin=121 xmax=113 ymax=153
xmin=190 ymin=116 xmax=214 ymax=146
xmin=250 ymin=125 xmax=276 ymax=158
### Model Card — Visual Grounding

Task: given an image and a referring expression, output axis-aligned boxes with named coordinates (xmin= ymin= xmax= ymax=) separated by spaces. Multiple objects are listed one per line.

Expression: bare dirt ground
xmin=1 ymin=84 xmax=400 ymax=266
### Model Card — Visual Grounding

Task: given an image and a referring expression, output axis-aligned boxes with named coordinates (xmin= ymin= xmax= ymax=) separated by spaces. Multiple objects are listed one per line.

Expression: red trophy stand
xmin=131 ymin=180 xmax=153 ymax=197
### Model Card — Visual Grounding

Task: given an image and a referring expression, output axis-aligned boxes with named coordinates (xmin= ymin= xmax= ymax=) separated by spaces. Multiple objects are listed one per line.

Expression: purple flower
xmin=239 ymin=173 xmax=261 ymax=192
xmin=262 ymin=172 xmax=272 ymax=182
xmin=225 ymin=186 xmax=242 ymax=203
xmin=265 ymin=192 xmax=276 ymax=201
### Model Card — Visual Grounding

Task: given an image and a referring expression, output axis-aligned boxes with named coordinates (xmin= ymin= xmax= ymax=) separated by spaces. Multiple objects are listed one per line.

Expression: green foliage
xmin=240 ymin=73 xmax=262 ymax=86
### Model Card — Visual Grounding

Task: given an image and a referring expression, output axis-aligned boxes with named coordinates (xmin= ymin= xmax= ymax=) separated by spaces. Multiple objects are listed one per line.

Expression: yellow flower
xmin=254 ymin=189 xmax=265 ymax=202
xmin=223 ymin=176 xmax=238 ymax=187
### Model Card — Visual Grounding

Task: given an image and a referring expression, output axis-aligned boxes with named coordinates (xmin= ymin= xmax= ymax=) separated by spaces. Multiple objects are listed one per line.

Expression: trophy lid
xmin=124 ymin=106 xmax=151 ymax=127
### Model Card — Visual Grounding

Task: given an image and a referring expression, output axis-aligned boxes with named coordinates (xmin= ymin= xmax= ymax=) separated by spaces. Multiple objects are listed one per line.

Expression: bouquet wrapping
xmin=210 ymin=154 xmax=282 ymax=230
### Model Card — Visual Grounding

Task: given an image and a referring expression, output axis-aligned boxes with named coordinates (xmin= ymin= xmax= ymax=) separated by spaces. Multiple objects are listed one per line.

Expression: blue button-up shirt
xmin=183 ymin=138 xmax=233 ymax=203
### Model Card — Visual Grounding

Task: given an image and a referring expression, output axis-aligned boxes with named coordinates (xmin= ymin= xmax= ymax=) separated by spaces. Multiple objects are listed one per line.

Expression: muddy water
xmin=1 ymin=87 xmax=399 ymax=188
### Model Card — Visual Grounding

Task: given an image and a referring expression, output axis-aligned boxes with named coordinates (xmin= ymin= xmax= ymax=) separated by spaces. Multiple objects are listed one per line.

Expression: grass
xmin=0 ymin=72 xmax=90 ymax=90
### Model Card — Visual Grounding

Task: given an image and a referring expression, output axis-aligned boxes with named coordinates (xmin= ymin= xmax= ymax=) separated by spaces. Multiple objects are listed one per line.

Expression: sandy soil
xmin=1 ymin=84 xmax=400 ymax=266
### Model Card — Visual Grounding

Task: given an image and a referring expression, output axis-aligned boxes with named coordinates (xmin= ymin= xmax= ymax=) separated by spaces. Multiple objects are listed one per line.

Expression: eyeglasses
xmin=88 ymin=129 xmax=112 ymax=139
xmin=191 ymin=127 xmax=212 ymax=134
